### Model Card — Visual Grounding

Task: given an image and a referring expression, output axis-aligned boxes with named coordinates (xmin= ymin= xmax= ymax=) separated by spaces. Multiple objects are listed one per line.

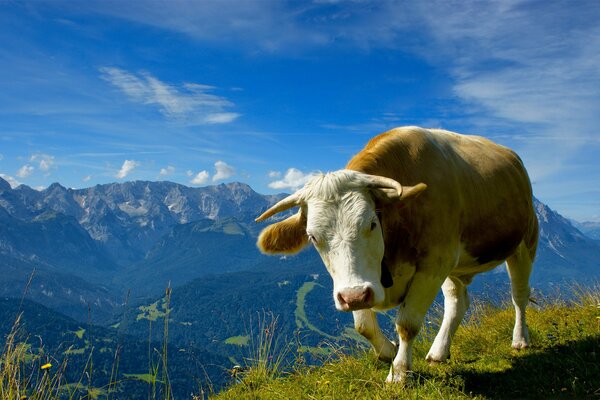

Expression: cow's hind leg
xmin=353 ymin=309 xmax=396 ymax=363
xmin=506 ymin=241 xmax=534 ymax=349
xmin=426 ymin=275 xmax=470 ymax=363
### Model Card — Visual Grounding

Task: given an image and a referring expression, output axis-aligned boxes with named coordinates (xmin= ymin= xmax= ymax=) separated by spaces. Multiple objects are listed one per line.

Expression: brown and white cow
xmin=256 ymin=126 xmax=538 ymax=383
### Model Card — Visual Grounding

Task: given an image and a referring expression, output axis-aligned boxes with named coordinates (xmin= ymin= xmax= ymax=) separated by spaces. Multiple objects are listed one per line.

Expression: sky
xmin=0 ymin=1 xmax=599 ymax=222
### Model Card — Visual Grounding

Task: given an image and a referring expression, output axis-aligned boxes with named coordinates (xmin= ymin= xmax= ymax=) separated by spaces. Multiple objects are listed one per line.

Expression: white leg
xmin=353 ymin=309 xmax=396 ymax=363
xmin=426 ymin=276 xmax=470 ymax=363
xmin=506 ymin=242 xmax=533 ymax=349
xmin=386 ymin=272 xmax=447 ymax=384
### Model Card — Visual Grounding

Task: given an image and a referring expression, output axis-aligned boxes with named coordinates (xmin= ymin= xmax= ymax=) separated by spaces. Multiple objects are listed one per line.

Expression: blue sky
xmin=1 ymin=1 xmax=599 ymax=221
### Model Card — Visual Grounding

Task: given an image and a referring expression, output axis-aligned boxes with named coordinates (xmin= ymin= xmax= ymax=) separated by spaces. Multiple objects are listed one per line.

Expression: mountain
xmin=533 ymin=199 xmax=600 ymax=284
xmin=1 ymin=175 xmax=599 ymax=325
xmin=118 ymin=217 xmax=296 ymax=296
xmin=572 ymin=220 xmax=600 ymax=241
xmin=0 ymin=178 xmax=282 ymax=265
xmin=0 ymin=177 xmax=288 ymax=320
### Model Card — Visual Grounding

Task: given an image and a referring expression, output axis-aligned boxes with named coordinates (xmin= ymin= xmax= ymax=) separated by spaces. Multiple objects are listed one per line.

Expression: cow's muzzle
xmin=336 ymin=286 xmax=374 ymax=311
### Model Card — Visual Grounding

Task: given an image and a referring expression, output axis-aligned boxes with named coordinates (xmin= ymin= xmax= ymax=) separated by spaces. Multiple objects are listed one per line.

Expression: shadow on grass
xmin=461 ymin=336 xmax=600 ymax=399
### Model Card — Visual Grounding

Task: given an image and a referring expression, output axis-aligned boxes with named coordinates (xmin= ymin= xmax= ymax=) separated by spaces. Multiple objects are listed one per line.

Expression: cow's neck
xmin=377 ymin=209 xmax=394 ymax=288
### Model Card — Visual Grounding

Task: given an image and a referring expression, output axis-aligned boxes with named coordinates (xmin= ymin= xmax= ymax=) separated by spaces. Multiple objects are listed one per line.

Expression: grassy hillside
xmin=215 ymin=287 xmax=600 ymax=400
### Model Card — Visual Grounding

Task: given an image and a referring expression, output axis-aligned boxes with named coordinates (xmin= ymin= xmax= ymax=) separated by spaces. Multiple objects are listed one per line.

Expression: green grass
xmin=214 ymin=287 xmax=600 ymax=399
xmin=294 ymin=281 xmax=338 ymax=340
xmin=123 ymin=373 xmax=163 ymax=384
xmin=136 ymin=298 xmax=171 ymax=322
xmin=225 ymin=335 xmax=250 ymax=347
xmin=72 ymin=328 xmax=86 ymax=340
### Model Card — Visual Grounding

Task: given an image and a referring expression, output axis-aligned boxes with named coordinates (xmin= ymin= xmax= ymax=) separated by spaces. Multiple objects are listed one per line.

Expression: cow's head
xmin=256 ymin=169 xmax=426 ymax=311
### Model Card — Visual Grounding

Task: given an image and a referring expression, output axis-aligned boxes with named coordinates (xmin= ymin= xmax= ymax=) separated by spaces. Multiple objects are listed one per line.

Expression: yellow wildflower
xmin=41 ymin=363 xmax=52 ymax=370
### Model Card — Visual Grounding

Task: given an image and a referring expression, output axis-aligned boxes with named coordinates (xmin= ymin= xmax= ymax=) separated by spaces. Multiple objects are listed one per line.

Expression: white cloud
xmin=99 ymin=67 xmax=240 ymax=124
xmin=268 ymin=170 xmax=281 ymax=178
xmin=16 ymin=165 xmax=34 ymax=178
xmin=190 ymin=170 xmax=210 ymax=185
xmin=186 ymin=170 xmax=194 ymax=177
xmin=83 ymin=175 xmax=92 ymax=182
xmin=0 ymin=154 xmax=4 ymax=161
xmin=115 ymin=160 xmax=140 ymax=179
xmin=159 ymin=166 xmax=176 ymax=176
xmin=268 ymin=168 xmax=316 ymax=191
xmin=402 ymin=2 xmax=600 ymax=183
xmin=0 ymin=174 xmax=20 ymax=188
xmin=203 ymin=112 xmax=240 ymax=124
xmin=30 ymin=153 xmax=55 ymax=172
xmin=212 ymin=160 xmax=235 ymax=182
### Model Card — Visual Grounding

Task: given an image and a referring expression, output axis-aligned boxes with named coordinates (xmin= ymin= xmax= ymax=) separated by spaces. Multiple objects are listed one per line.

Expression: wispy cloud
xmin=212 ymin=160 xmax=235 ymax=182
xmin=30 ymin=153 xmax=55 ymax=173
xmin=115 ymin=159 xmax=139 ymax=179
xmin=159 ymin=166 xmax=176 ymax=177
xmin=99 ymin=67 xmax=240 ymax=124
xmin=268 ymin=168 xmax=316 ymax=191
xmin=401 ymin=2 xmax=600 ymax=181
xmin=16 ymin=165 xmax=34 ymax=178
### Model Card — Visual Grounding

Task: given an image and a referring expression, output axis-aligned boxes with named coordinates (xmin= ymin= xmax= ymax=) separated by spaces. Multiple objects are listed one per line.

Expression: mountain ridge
xmin=1 ymin=175 xmax=599 ymax=322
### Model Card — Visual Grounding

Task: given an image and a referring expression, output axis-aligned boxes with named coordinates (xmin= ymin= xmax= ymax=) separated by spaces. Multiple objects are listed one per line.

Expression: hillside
xmin=215 ymin=288 xmax=600 ymax=399
xmin=0 ymin=298 xmax=231 ymax=399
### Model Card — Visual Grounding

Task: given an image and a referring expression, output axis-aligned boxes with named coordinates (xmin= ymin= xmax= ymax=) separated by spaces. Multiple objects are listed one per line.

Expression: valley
xmin=1 ymin=176 xmax=599 ymax=396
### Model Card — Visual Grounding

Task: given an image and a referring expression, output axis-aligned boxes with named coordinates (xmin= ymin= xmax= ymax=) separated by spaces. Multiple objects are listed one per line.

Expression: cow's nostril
xmin=337 ymin=291 xmax=348 ymax=306
xmin=337 ymin=286 xmax=374 ymax=310
xmin=363 ymin=287 xmax=373 ymax=304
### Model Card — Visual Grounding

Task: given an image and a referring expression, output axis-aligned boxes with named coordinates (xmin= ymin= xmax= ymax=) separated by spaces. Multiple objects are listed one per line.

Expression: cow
xmin=255 ymin=126 xmax=538 ymax=383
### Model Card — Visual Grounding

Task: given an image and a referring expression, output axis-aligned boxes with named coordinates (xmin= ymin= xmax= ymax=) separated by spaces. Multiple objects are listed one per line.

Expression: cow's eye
xmin=370 ymin=220 xmax=377 ymax=231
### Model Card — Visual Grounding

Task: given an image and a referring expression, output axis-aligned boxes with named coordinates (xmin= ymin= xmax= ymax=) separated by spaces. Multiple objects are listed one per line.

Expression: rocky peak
xmin=0 ymin=176 xmax=11 ymax=192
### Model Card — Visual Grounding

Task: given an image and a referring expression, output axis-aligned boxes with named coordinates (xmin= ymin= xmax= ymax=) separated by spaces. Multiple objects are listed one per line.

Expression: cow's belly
xmin=452 ymin=244 xmax=508 ymax=278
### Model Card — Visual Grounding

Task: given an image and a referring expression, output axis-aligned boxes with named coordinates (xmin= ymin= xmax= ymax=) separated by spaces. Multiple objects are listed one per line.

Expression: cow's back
xmin=346 ymin=126 xmax=537 ymax=271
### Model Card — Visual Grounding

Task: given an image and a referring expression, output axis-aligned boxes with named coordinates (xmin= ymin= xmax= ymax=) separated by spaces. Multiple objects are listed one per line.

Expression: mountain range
xmin=1 ymin=176 xmax=599 ymax=395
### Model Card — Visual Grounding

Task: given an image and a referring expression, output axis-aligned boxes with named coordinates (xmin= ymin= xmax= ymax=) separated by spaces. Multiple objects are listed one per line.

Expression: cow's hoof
xmin=385 ymin=370 xmax=413 ymax=386
xmin=511 ymin=340 xmax=529 ymax=350
xmin=425 ymin=352 xmax=450 ymax=365
xmin=425 ymin=350 xmax=450 ymax=365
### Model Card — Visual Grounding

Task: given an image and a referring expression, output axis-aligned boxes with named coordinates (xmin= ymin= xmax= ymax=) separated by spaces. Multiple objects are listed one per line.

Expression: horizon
xmin=1 ymin=1 xmax=599 ymax=222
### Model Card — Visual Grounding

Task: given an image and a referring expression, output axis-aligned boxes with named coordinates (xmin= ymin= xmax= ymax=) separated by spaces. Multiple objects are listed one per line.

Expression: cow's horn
xmin=365 ymin=175 xmax=404 ymax=199
xmin=255 ymin=192 xmax=303 ymax=222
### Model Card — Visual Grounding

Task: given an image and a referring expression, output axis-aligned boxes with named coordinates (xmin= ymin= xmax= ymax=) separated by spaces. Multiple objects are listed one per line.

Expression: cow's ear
xmin=371 ymin=182 xmax=427 ymax=204
xmin=257 ymin=210 xmax=308 ymax=255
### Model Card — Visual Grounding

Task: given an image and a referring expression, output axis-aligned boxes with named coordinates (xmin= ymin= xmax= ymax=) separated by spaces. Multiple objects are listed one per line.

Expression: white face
xmin=305 ymin=190 xmax=385 ymax=311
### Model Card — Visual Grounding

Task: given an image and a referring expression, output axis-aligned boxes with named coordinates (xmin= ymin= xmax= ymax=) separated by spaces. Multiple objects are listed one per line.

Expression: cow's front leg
xmin=387 ymin=272 xmax=446 ymax=384
xmin=353 ymin=309 xmax=397 ymax=363
xmin=426 ymin=275 xmax=470 ymax=363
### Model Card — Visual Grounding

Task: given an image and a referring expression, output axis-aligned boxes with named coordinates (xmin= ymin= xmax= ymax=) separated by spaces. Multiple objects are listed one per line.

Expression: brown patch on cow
xmin=257 ymin=211 xmax=308 ymax=255
xmin=467 ymin=228 xmax=524 ymax=265
xmin=344 ymin=126 xmax=538 ymax=276
xmin=397 ymin=323 xmax=420 ymax=342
